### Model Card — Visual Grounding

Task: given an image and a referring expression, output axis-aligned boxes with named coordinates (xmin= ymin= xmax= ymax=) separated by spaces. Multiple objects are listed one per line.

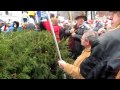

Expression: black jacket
xmin=65 ymin=24 xmax=89 ymax=59
xmin=59 ymin=27 xmax=71 ymax=40
xmin=80 ymin=29 xmax=120 ymax=79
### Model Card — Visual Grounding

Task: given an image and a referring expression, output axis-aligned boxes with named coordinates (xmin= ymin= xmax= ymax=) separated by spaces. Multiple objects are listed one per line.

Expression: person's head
xmin=109 ymin=11 xmax=120 ymax=28
xmin=13 ymin=21 xmax=19 ymax=29
xmin=75 ymin=13 xmax=87 ymax=26
xmin=63 ymin=21 xmax=70 ymax=29
xmin=81 ymin=31 xmax=98 ymax=48
xmin=51 ymin=17 xmax=59 ymax=25
xmin=22 ymin=23 xmax=28 ymax=30
xmin=50 ymin=14 xmax=55 ymax=18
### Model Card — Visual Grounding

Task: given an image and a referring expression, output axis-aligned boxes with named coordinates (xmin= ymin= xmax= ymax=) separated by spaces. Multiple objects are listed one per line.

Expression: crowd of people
xmin=0 ymin=11 xmax=120 ymax=79
xmin=0 ymin=11 xmax=47 ymax=32
xmin=58 ymin=11 xmax=120 ymax=79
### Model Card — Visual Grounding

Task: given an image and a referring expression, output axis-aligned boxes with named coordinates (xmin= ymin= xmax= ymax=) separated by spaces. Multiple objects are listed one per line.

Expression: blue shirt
xmin=37 ymin=11 xmax=41 ymax=17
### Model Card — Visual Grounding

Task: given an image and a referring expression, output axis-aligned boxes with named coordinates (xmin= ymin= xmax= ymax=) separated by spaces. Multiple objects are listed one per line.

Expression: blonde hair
xmin=51 ymin=17 xmax=59 ymax=25
xmin=22 ymin=23 xmax=28 ymax=29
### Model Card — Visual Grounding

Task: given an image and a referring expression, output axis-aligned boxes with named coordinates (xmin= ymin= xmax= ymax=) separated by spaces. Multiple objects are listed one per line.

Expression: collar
xmin=111 ymin=25 xmax=120 ymax=31
xmin=82 ymin=47 xmax=91 ymax=52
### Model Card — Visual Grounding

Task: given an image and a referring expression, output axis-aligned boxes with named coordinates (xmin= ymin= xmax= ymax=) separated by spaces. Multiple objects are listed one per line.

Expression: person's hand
xmin=58 ymin=60 xmax=66 ymax=69
xmin=98 ymin=28 xmax=106 ymax=36
xmin=70 ymin=28 xmax=75 ymax=33
xmin=71 ymin=32 xmax=76 ymax=37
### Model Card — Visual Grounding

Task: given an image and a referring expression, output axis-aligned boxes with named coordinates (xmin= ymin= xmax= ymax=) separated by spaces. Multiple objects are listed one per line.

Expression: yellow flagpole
xmin=69 ymin=11 xmax=74 ymax=29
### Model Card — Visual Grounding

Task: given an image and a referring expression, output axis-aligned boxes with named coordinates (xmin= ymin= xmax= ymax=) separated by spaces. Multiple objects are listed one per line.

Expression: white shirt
xmin=22 ymin=12 xmax=28 ymax=18
xmin=58 ymin=16 xmax=65 ymax=23
xmin=28 ymin=18 xmax=35 ymax=25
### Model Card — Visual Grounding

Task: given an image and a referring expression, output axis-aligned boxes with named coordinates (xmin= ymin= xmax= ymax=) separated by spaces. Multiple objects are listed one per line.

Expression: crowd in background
xmin=1 ymin=11 xmax=120 ymax=79
xmin=0 ymin=11 xmax=113 ymax=59
xmin=58 ymin=11 xmax=120 ymax=79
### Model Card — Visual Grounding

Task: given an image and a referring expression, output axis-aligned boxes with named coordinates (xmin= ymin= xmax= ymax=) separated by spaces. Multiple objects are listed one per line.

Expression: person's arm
xmin=71 ymin=27 xmax=85 ymax=41
xmin=72 ymin=34 xmax=82 ymax=41
xmin=63 ymin=63 xmax=82 ymax=79
xmin=64 ymin=28 xmax=75 ymax=36
xmin=58 ymin=60 xmax=83 ymax=79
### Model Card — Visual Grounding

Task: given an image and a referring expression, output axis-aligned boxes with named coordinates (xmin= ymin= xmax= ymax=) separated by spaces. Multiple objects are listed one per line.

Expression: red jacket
xmin=43 ymin=20 xmax=51 ymax=31
xmin=53 ymin=25 xmax=61 ymax=42
xmin=43 ymin=20 xmax=61 ymax=42
xmin=3 ymin=25 xmax=7 ymax=31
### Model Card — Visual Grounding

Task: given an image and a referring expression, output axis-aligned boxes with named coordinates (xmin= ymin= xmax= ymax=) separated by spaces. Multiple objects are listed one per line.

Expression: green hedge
xmin=0 ymin=30 xmax=73 ymax=79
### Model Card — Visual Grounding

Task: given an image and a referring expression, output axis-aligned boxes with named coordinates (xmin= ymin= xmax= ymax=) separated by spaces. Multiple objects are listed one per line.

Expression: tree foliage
xmin=0 ymin=31 xmax=73 ymax=79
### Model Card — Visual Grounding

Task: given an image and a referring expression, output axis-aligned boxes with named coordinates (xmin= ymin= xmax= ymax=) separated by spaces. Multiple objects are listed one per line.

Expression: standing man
xmin=65 ymin=13 xmax=89 ymax=59
xmin=58 ymin=31 xmax=98 ymax=79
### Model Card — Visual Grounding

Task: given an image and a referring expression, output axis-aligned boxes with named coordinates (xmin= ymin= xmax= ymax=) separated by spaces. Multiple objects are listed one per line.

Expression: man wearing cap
xmin=65 ymin=13 xmax=90 ymax=60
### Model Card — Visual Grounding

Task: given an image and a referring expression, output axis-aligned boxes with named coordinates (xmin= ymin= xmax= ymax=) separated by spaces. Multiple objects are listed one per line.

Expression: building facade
xmin=0 ymin=11 xmax=23 ymax=17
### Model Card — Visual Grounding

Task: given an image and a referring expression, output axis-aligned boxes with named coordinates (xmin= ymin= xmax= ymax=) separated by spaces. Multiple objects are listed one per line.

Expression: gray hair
xmin=84 ymin=30 xmax=98 ymax=45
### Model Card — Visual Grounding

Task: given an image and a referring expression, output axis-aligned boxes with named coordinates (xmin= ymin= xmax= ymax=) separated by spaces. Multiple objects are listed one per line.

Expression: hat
xmin=75 ymin=13 xmax=87 ymax=21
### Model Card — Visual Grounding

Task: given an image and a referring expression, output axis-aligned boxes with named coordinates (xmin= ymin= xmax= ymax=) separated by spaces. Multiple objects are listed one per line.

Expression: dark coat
xmin=59 ymin=28 xmax=68 ymax=40
xmin=26 ymin=23 xmax=35 ymax=30
xmin=80 ymin=29 xmax=120 ymax=79
xmin=65 ymin=24 xmax=89 ymax=59
xmin=59 ymin=26 xmax=71 ymax=40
